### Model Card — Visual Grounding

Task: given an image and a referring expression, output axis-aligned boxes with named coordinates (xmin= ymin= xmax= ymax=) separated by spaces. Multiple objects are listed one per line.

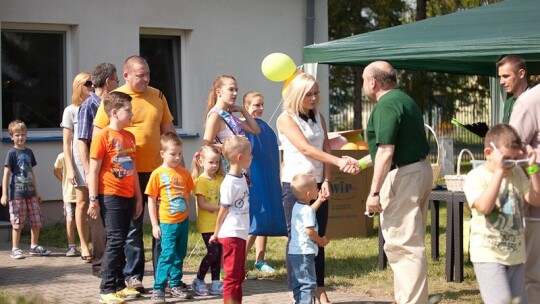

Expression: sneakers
xmin=254 ymin=260 xmax=275 ymax=273
xmin=151 ymin=289 xmax=166 ymax=303
xmin=98 ymin=293 xmax=125 ymax=304
xmin=170 ymin=286 xmax=193 ymax=299
xmin=10 ymin=249 xmax=24 ymax=259
xmin=125 ymin=277 xmax=145 ymax=293
xmin=209 ymin=280 xmax=223 ymax=295
xmin=246 ymin=271 xmax=258 ymax=280
xmin=65 ymin=246 xmax=79 ymax=257
xmin=116 ymin=287 xmax=140 ymax=299
xmin=29 ymin=245 xmax=51 ymax=256
xmin=191 ymin=278 xmax=209 ymax=296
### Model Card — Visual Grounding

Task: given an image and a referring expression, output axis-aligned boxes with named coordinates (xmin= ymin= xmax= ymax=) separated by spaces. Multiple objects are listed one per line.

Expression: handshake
xmin=337 ymin=156 xmax=361 ymax=175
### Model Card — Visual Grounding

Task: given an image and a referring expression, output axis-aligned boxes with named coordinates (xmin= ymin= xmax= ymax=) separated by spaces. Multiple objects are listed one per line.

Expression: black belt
xmin=390 ymin=158 xmax=425 ymax=170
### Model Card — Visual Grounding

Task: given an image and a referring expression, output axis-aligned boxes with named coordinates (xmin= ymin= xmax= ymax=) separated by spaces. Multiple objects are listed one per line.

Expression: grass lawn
xmin=26 ymin=202 xmax=482 ymax=303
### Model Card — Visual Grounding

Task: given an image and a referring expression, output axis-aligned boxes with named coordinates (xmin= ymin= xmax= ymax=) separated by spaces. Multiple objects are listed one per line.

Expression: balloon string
xmin=268 ymin=98 xmax=284 ymax=127
xmin=267 ymin=65 xmax=302 ymax=127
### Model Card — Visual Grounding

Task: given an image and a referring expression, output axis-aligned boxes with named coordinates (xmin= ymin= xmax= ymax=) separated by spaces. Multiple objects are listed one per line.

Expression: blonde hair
xmin=242 ymin=91 xmax=264 ymax=108
xmin=8 ymin=120 xmax=27 ymax=135
xmin=205 ymin=75 xmax=237 ymax=115
xmin=222 ymin=136 xmax=251 ymax=164
xmin=290 ymin=174 xmax=317 ymax=199
xmin=161 ymin=132 xmax=183 ymax=151
xmin=71 ymin=72 xmax=91 ymax=106
xmin=282 ymin=72 xmax=318 ymax=115
xmin=191 ymin=144 xmax=224 ymax=180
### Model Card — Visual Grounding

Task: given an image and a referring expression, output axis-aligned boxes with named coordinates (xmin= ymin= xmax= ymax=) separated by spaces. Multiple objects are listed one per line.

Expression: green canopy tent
xmin=303 ymin=0 xmax=540 ymax=76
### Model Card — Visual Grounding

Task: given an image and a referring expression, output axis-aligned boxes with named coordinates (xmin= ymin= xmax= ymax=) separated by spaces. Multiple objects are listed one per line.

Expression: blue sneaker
xmin=191 ymin=278 xmax=209 ymax=296
xmin=254 ymin=260 xmax=275 ymax=273
xmin=209 ymin=280 xmax=223 ymax=295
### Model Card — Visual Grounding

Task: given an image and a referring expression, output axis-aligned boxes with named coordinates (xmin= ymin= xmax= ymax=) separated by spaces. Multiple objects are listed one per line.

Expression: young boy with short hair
xmin=1 ymin=120 xmax=51 ymax=259
xmin=209 ymin=135 xmax=252 ymax=304
xmin=146 ymin=132 xmax=195 ymax=303
xmin=289 ymin=173 xmax=329 ymax=304
xmin=53 ymin=152 xmax=79 ymax=257
xmin=464 ymin=123 xmax=540 ymax=304
xmin=87 ymin=91 xmax=143 ymax=304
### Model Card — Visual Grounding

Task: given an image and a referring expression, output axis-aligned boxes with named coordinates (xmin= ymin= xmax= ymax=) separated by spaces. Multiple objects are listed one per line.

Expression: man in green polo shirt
xmin=497 ymin=55 xmax=528 ymax=123
xmin=356 ymin=61 xmax=432 ymax=304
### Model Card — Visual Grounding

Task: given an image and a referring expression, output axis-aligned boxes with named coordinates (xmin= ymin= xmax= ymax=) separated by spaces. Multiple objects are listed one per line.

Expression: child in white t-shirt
xmin=209 ymin=136 xmax=252 ymax=304
xmin=288 ymin=173 xmax=329 ymax=304
xmin=464 ymin=124 xmax=540 ymax=304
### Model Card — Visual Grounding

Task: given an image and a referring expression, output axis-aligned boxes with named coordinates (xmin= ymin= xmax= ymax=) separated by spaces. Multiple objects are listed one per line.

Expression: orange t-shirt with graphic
xmin=90 ymin=127 xmax=136 ymax=198
xmin=145 ymin=166 xmax=194 ymax=224
xmin=93 ymin=85 xmax=174 ymax=173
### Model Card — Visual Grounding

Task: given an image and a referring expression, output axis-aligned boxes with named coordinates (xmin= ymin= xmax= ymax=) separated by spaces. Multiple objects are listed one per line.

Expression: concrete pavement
xmin=0 ymin=241 xmax=392 ymax=303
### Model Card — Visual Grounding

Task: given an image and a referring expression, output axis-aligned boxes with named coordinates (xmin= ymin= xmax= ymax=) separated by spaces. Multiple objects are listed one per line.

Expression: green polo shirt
xmin=366 ymin=89 xmax=430 ymax=166
xmin=502 ymin=96 xmax=516 ymax=124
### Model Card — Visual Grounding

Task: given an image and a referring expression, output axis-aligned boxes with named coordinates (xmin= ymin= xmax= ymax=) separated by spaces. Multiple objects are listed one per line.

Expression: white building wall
xmin=0 ymin=0 xmax=329 ymax=201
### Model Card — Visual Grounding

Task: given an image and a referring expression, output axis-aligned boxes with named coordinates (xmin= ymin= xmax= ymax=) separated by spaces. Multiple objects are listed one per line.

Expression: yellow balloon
xmin=261 ymin=53 xmax=296 ymax=82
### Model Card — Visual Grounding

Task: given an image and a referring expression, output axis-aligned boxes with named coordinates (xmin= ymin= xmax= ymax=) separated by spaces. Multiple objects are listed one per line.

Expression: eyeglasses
xmin=83 ymin=80 xmax=93 ymax=88
xmin=305 ymin=91 xmax=320 ymax=98
xmin=109 ymin=78 xmax=119 ymax=83
xmin=489 ymin=142 xmax=529 ymax=168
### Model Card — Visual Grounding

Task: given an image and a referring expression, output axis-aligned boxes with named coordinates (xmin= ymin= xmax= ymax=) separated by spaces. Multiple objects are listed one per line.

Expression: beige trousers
xmin=380 ymin=159 xmax=432 ymax=304
xmin=525 ymin=220 xmax=540 ymax=303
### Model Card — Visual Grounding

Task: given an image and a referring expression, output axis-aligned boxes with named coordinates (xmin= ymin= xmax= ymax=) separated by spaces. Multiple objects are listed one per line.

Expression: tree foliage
xmin=328 ymin=0 xmax=501 ymax=132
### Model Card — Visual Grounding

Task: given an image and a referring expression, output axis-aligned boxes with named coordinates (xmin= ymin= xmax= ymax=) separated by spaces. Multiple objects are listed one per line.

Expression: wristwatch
xmin=89 ymin=195 xmax=98 ymax=202
xmin=371 ymin=192 xmax=380 ymax=197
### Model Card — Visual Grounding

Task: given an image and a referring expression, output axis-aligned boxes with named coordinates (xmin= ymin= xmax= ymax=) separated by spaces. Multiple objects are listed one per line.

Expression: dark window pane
xmin=2 ymin=30 xmax=65 ymax=129
xmin=140 ymin=35 xmax=182 ymax=128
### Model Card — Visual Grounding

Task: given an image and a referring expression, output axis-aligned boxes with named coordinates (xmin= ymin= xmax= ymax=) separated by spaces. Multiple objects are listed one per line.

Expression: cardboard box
xmin=326 ymin=150 xmax=374 ymax=239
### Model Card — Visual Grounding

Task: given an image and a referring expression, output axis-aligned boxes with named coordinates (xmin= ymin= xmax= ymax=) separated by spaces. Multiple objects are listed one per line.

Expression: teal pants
xmin=153 ymin=220 xmax=188 ymax=290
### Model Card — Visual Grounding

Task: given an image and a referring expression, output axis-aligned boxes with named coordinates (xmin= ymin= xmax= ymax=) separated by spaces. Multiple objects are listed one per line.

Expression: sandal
xmin=81 ymin=255 xmax=93 ymax=263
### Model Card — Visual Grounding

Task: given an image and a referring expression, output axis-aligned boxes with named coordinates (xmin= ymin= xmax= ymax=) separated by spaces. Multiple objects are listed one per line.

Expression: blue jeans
xmin=289 ymin=253 xmax=317 ymax=304
xmin=153 ymin=220 xmax=189 ymax=290
xmin=99 ymin=195 xmax=133 ymax=294
xmin=124 ymin=172 xmax=157 ymax=282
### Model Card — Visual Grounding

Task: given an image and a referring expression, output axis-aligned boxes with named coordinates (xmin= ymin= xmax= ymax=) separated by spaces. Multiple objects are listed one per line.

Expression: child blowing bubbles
xmin=463 ymin=124 xmax=540 ymax=304
xmin=210 ymin=136 xmax=252 ymax=304
xmin=289 ymin=174 xmax=330 ymax=304
xmin=146 ymin=133 xmax=195 ymax=303
xmin=191 ymin=144 xmax=225 ymax=296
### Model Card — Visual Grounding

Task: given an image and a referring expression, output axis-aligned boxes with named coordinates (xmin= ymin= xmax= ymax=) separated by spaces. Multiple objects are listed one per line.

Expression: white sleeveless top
xmin=207 ymin=107 xmax=236 ymax=143
xmin=278 ymin=112 xmax=324 ymax=183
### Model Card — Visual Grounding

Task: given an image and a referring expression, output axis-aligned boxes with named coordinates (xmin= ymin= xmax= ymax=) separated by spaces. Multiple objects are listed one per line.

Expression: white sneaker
xmin=10 ymin=248 xmax=24 ymax=259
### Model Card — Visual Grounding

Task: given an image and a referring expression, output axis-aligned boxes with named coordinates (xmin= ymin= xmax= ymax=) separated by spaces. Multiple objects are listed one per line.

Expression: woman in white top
xmin=202 ymin=75 xmax=260 ymax=147
xmin=60 ymin=72 xmax=93 ymax=260
xmin=277 ymin=72 xmax=358 ymax=304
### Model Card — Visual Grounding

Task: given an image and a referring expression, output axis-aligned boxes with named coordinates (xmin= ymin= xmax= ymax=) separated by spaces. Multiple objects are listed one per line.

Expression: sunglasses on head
xmin=84 ymin=80 xmax=93 ymax=88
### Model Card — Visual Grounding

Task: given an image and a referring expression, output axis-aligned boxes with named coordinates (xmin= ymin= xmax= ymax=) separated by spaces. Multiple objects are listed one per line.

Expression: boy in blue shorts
xmin=1 ymin=120 xmax=51 ymax=259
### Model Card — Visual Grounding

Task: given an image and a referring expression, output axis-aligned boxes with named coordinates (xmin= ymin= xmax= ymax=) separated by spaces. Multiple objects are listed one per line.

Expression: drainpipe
xmin=306 ymin=0 xmax=315 ymax=46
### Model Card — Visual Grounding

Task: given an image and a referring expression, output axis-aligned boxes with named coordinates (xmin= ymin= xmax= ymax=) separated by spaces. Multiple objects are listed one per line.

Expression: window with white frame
xmin=140 ymin=34 xmax=183 ymax=128
xmin=1 ymin=28 xmax=66 ymax=129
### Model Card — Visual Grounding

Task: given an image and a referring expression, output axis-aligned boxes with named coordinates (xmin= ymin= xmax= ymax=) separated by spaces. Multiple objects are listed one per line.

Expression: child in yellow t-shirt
xmin=53 ymin=152 xmax=79 ymax=257
xmin=146 ymin=132 xmax=195 ymax=302
xmin=190 ymin=144 xmax=224 ymax=296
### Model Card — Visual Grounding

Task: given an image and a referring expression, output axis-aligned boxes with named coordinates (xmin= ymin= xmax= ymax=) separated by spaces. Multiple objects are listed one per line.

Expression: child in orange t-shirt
xmin=146 ymin=132 xmax=195 ymax=303
xmin=87 ymin=91 xmax=142 ymax=304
